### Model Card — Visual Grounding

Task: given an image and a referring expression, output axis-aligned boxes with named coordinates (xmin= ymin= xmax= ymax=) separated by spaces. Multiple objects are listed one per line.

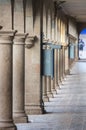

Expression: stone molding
xmin=14 ymin=33 xmax=28 ymax=45
xmin=0 ymin=30 xmax=17 ymax=44
xmin=43 ymin=38 xmax=49 ymax=43
xmin=25 ymin=36 xmax=36 ymax=48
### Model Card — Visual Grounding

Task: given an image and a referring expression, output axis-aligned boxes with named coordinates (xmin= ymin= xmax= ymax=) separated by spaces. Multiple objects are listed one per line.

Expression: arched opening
xmin=79 ymin=28 xmax=86 ymax=59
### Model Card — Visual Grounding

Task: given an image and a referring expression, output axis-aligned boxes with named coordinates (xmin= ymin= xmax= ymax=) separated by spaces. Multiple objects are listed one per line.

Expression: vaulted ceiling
xmin=59 ymin=0 xmax=86 ymax=22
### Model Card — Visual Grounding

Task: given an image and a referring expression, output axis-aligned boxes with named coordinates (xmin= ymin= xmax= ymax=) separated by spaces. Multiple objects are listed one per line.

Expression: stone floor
xmin=16 ymin=61 xmax=86 ymax=130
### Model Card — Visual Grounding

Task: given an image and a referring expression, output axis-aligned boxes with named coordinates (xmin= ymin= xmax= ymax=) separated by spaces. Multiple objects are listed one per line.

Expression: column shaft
xmin=62 ymin=47 xmax=65 ymax=78
xmin=25 ymin=0 xmax=43 ymax=114
xmin=59 ymin=49 xmax=62 ymax=82
xmin=13 ymin=34 xmax=28 ymax=123
xmin=25 ymin=35 xmax=43 ymax=114
xmin=53 ymin=49 xmax=58 ymax=93
xmin=57 ymin=49 xmax=60 ymax=85
xmin=62 ymin=47 xmax=64 ymax=78
xmin=51 ymin=78 xmax=57 ymax=94
xmin=42 ymin=76 xmax=49 ymax=102
xmin=0 ymin=31 xmax=16 ymax=130
xmin=46 ymin=76 xmax=53 ymax=98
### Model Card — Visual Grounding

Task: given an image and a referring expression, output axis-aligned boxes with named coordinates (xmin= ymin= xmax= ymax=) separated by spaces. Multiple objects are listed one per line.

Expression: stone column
xmin=66 ymin=46 xmax=70 ymax=75
xmin=0 ymin=31 xmax=16 ymax=130
xmin=61 ymin=48 xmax=63 ymax=82
xmin=62 ymin=46 xmax=66 ymax=78
xmin=42 ymin=76 xmax=49 ymax=102
xmin=42 ymin=1 xmax=49 ymax=102
xmin=46 ymin=45 xmax=53 ymax=98
xmin=46 ymin=76 xmax=53 ymax=98
xmin=50 ymin=54 xmax=56 ymax=94
xmin=57 ymin=49 xmax=61 ymax=86
xmin=64 ymin=45 xmax=69 ymax=75
xmin=68 ymin=46 xmax=71 ymax=73
xmin=25 ymin=0 xmax=44 ymax=114
xmin=51 ymin=78 xmax=57 ymax=94
xmin=59 ymin=48 xmax=62 ymax=83
xmin=60 ymin=48 xmax=63 ymax=80
xmin=54 ymin=49 xmax=59 ymax=91
xmin=25 ymin=35 xmax=43 ymax=114
xmin=62 ymin=46 xmax=65 ymax=79
xmin=56 ymin=49 xmax=60 ymax=89
xmin=42 ymin=44 xmax=49 ymax=102
xmin=51 ymin=48 xmax=57 ymax=94
xmin=13 ymin=33 xmax=28 ymax=123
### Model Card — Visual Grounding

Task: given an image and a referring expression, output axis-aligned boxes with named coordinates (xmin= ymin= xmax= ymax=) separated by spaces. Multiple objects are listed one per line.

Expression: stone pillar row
xmin=42 ymin=43 xmax=66 ymax=102
xmin=42 ymin=41 xmax=65 ymax=102
xmin=42 ymin=43 xmax=53 ymax=102
xmin=0 ymin=30 xmax=34 ymax=130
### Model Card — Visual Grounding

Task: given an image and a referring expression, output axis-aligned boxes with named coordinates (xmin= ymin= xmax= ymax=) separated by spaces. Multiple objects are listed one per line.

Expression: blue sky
xmin=80 ymin=29 xmax=86 ymax=34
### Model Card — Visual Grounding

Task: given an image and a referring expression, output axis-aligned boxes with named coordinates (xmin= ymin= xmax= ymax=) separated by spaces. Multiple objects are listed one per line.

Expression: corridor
xmin=1 ymin=0 xmax=86 ymax=129
xmin=16 ymin=61 xmax=86 ymax=130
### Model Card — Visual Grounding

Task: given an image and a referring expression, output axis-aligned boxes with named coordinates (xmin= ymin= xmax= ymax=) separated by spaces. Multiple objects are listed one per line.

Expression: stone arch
xmin=77 ymin=22 xmax=86 ymax=35
xmin=78 ymin=27 xmax=86 ymax=59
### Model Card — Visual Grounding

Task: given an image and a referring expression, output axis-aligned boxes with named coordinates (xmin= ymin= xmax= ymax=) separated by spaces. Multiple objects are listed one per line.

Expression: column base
xmin=47 ymin=92 xmax=54 ymax=98
xmin=43 ymin=95 xmax=49 ymax=102
xmin=60 ymin=77 xmax=63 ymax=83
xmin=57 ymin=84 xmax=61 ymax=90
xmin=58 ymin=81 xmax=62 ymax=88
xmin=65 ymin=69 xmax=70 ymax=75
xmin=25 ymin=105 xmax=43 ymax=115
xmin=62 ymin=74 xmax=65 ymax=79
xmin=0 ymin=126 xmax=16 ymax=130
xmin=13 ymin=116 xmax=28 ymax=123
xmin=59 ymin=80 xmax=62 ymax=86
xmin=51 ymin=89 xmax=57 ymax=94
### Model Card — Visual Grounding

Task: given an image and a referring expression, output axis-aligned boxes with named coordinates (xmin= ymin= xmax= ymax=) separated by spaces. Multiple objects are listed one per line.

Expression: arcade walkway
xmin=17 ymin=61 xmax=86 ymax=130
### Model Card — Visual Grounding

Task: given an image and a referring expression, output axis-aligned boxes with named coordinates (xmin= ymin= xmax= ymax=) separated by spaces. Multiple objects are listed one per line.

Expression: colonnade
xmin=0 ymin=0 xmax=78 ymax=130
xmin=42 ymin=43 xmax=70 ymax=102
xmin=0 ymin=30 xmax=76 ymax=130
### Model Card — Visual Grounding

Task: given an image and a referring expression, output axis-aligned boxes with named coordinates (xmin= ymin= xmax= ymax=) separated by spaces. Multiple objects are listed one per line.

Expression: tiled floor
xmin=16 ymin=61 xmax=86 ymax=130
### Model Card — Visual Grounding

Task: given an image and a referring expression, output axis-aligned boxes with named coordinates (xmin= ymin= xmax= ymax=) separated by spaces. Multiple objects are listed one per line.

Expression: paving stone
xmin=16 ymin=61 xmax=86 ymax=130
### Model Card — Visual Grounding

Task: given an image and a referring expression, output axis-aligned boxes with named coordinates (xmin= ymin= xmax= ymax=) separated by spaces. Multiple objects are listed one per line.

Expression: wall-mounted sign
xmin=43 ymin=42 xmax=62 ymax=49
xmin=42 ymin=49 xmax=54 ymax=78
xmin=42 ymin=42 xmax=62 ymax=78
xmin=69 ymin=44 xmax=75 ymax=59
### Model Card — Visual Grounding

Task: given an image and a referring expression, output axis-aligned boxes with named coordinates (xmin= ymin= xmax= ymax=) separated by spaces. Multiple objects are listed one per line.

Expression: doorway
xmin=79 ymin=29 xmax=86 ymax=59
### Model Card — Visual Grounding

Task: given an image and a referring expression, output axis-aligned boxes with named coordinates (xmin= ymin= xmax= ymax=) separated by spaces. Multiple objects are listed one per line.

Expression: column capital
xmin=0 ymin=30 xmax=17 ymax=44
xmin=42 ymin=44 xmax=47 ymax=50
xmin=25 ymin=35 xmax=35 ymax=48
xmin=54 ymin=41 xmax=58 ymax=44
xmin=56 ymin=41 xmax=60 ymax=44
xmin=43 ymin=38 xmax=49 ymax=43
xmin=58 ymin=41 xmax=61 ymax=45
xmin=50 ymin=40 xmax=54 ymax=43
xmin=14 ymin=33 xmax=28 ymax=45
